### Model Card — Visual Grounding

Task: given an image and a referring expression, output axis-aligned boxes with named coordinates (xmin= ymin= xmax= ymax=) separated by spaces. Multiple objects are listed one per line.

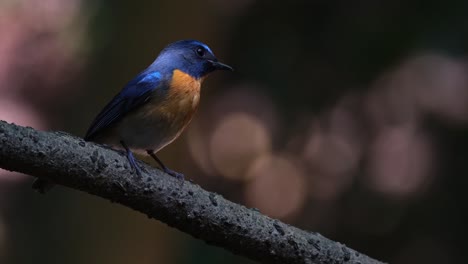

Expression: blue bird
xmin=33 ymin=39 xmax=232 ymax=192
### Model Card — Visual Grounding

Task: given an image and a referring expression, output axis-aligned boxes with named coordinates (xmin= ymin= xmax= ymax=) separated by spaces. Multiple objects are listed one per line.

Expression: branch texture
xmin=0 ymin=120 xmax=383 ymax=264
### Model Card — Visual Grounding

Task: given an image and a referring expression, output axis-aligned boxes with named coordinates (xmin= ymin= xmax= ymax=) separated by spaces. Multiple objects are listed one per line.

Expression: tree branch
xmin=0 ymin=120 xmax=384 ymax=264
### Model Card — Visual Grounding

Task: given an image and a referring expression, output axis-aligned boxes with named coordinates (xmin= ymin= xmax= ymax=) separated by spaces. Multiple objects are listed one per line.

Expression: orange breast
xmin=164 ymin=69 xmax=201 ymax=119
xmin=140 ymin=69 xmax=202 ymax=145
xmin=170 ymin=69 xmax=202 ymax=95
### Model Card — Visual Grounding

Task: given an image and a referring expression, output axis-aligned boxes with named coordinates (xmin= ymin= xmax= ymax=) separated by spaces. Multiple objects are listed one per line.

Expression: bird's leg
xmin=146 ymin=150 xmax=184 ymax=180
xmin=120 ymin=140 xmax=142 ymax=176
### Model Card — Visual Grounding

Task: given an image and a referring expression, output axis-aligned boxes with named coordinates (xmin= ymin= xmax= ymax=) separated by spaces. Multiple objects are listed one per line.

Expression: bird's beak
xmin=210 ymin=60 xmax=233 ymax=71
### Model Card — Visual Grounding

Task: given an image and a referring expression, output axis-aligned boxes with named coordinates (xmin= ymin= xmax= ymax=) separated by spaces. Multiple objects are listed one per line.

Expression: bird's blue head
xmin=151 ymin=40 xmax=233 ymax=79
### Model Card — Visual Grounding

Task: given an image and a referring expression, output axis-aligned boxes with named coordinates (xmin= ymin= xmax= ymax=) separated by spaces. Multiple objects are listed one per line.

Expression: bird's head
xmin=152 ymin=40 xmax=233 ymax=79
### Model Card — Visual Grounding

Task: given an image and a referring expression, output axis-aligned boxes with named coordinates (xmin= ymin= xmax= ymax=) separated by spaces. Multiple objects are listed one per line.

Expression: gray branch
xmin=0 ymin=120 xmax=384 ymax=264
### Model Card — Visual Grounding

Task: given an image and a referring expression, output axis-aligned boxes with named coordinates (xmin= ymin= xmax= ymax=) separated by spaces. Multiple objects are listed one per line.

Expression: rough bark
xmin=0 ymin=120 xmax=384 ymax=264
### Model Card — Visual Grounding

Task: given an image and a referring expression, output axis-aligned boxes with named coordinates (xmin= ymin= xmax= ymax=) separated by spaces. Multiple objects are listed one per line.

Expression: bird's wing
xmin=84 ymin=71 xmax=163 ymax=140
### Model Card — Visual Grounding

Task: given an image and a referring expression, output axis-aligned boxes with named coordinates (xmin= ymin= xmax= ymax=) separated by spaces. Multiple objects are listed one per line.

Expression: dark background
xmin=1 ymin=0 xmax=468 ymax=263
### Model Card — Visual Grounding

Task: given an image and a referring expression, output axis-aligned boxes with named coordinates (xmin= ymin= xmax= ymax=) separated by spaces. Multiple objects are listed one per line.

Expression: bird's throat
xmin=170 ymin=69 xmax=202 ymax=94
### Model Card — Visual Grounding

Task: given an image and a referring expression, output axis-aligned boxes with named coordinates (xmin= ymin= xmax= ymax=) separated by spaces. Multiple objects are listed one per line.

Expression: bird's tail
xmin=31 ymin=179 xmax=55 ymax=194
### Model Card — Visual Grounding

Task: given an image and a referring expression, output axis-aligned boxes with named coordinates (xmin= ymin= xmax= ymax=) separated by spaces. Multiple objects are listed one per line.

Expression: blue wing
xmin=84 ymin=71 xmax=163 ymax=140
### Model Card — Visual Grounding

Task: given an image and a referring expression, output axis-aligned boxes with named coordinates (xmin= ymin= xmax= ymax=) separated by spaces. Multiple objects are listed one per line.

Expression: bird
xmin=32 ymin=39 xmax=232 ymax=193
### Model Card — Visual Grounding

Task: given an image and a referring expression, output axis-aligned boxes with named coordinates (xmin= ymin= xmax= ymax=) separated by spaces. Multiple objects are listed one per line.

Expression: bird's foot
xmin=127 ymin=153 xmax=143 ymax=176
xmin=121 ymin=140 xmax=145 ymax=177
xmin=163 ymin=167 xmax=185 ymax=180
xmin=146 ymin=150 xmax=184 ymax=181
xmin=134 ymin=164 xmax=147 ymax=176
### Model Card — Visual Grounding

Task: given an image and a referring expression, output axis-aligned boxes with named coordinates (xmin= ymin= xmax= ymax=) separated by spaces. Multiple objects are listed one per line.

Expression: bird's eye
xmin=196 ymin=47 xmax=205 ymax=57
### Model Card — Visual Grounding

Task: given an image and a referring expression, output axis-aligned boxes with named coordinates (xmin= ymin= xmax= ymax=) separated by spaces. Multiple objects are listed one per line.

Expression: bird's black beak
xmin=210 ymin=60 xmax=233 ymax=71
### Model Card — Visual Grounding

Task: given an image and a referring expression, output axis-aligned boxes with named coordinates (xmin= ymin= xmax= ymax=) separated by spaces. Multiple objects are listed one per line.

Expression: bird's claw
xmin=164 ymin=168 xmax=184 ymax=181
xmin=132 ymin=164 xmax=143 ymax=176
xmin=129 ymin=160 xmax=149 ymax=177
xmin=122 ymin=142 xmax=144 ymax=177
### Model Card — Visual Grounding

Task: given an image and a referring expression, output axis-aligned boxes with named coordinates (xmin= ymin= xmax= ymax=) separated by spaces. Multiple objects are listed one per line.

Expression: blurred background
xmin=1 ymin=0 xmax=468 ymax=263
